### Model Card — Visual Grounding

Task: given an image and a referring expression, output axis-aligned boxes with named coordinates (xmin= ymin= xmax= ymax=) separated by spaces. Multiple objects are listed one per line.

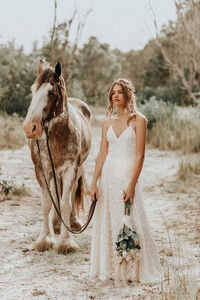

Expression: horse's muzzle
xmin=23 ymin=118 xmax=43 ymax=139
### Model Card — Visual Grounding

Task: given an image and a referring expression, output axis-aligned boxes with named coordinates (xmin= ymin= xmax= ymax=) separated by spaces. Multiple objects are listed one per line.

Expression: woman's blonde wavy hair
xmin=106 ymin=78 xmax=137 ymax=125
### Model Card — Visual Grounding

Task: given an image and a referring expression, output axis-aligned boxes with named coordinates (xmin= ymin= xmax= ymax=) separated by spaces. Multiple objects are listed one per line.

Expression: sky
xmin=0 ymin=0 xmax=177 ymax=53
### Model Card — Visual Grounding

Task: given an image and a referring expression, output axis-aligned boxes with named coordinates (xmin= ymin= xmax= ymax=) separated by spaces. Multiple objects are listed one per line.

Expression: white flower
xmin=126 ymin=255 xmax=132 ymax=262
xmin=122 ymin=251 xmax=127 ymax=257
xmin=136 ymin=251 xmax=140 ymax=258
xmin=116 ymin=256 xmax=123 ymax=263
xmin=130 ymin=249 xmax=136 ymax=255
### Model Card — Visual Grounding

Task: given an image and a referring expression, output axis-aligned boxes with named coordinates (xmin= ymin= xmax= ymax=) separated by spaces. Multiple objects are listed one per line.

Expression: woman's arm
xmin=123 ymin=114 xmax=147 ymax=204
xmin=90 ymin=119 xmax=110 ymax=201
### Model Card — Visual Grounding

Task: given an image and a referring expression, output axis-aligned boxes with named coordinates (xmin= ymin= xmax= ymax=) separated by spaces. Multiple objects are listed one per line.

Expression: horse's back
xmin=68 ymin=98 xmax=91 ymax=122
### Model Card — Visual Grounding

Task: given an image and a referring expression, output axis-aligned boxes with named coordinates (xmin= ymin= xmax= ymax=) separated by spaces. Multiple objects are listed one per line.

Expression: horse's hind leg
xmin=34 ymin=186 xmax=56 ymax=252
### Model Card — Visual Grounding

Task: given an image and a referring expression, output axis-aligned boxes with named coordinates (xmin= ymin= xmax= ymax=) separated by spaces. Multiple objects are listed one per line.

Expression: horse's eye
xmin=49 ymin=90 xmax=55 ymax=96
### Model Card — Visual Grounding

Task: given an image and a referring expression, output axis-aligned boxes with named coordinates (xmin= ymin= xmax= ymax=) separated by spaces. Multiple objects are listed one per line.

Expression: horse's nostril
xmin=32 ymin=124 xmax=37 ymax=133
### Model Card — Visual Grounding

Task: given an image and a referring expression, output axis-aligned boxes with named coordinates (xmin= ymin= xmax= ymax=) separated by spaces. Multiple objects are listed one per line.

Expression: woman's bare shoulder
xmin=102 ymin=117 xmax=112 ymax=128
xmin=102 ymin=118 xmax=112 ymax=131
xmin=135 ymin=111 xmax=148 ymax=124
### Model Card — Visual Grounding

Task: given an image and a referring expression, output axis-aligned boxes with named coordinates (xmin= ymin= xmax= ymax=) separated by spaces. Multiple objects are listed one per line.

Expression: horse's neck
xmin=63 ymin=96 xmax=68 ymax=113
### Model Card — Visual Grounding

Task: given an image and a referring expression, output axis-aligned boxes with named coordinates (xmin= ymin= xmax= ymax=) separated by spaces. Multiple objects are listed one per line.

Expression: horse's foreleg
xmin=53 ymin=166 xmax=79 ymax=254
xmin=50 ymin=175 xmax=62 ymax=234
xmin=34 ymin=186 xmax=56 ymax=251
xmin=70 ymin=165 xmax=83 ymax=231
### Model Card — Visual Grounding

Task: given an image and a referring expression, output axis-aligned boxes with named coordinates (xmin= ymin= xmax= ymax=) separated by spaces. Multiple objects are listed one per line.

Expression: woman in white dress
xmin=90 ymin=78 xmax=163 ymax=284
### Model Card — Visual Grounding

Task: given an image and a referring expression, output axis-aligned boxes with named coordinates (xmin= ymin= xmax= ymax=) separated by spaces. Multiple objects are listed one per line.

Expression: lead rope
xmin=36 ymin=125 xmax=97 ymax=234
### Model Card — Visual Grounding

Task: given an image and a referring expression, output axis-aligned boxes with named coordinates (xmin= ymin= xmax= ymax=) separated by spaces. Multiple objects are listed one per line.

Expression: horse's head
xmin=23 ymin=60 xmax=66 ymax=140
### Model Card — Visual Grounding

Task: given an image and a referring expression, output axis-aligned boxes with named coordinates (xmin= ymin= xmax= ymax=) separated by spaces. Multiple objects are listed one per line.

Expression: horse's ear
xmin=55 ymin=61 xmax=62 ymax=79
xmin=38 ymin=60 xmax=45 ymax=75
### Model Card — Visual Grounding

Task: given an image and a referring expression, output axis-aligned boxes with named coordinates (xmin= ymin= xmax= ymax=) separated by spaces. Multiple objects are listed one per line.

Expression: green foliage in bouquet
xmin=115 ymin=197 xmax=141 ymax=257
xmin=115 ymin=228 xmax=141 ymax=256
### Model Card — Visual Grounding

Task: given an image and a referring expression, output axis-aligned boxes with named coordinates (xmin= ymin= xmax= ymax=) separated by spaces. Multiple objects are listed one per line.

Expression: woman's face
xmin=111 ymin=84 xmax=126 ymax=107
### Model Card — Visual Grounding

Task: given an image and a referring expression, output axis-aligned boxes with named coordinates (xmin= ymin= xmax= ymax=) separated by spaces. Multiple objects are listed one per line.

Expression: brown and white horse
xmin=23 ymin=60 xmax=91 ymax=254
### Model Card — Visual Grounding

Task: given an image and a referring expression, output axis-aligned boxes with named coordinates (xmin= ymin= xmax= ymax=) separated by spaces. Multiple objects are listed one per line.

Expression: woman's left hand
xmin=123 ymin=185 xmax=135 ymax=204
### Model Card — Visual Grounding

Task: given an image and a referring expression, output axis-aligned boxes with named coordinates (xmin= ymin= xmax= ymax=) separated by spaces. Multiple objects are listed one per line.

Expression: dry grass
xmin=12 ymin=183 xmax=30 ymax=197
xmin=148 ymin=106 xmax=200 ymax=154
xmin=161 ymin=246 xmax=198 ymax=300
xmin=178 ymin=154 xmax=200 ymax=182
xmin=144 ymin=104 xmax=200 ymax=185
xmin=0 ymin=113 xmax=26 ymax=149
xmin=160 ymin=212 xmax=199 ymax=300
xmin=90 ymin=105 xmax=106 ymax=127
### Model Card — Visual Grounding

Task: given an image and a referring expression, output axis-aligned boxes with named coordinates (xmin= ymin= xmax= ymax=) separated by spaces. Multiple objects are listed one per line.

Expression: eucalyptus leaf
xmin=132 ymin=233 xmax=139 ymax=241
xmin=126 ymin=230 xmax=133 ymax=237
xmin=118 ymin=237 xmax=124 ymax=242
xmin=122 ymin=243 xmax=127 ymax=250
xmin=120 ymin=242 xmax=124 ymax=249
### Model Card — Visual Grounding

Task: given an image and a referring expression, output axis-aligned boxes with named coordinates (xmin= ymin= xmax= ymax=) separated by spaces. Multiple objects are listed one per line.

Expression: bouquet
xmin=114 ymin=195 xmax=141 ymax=286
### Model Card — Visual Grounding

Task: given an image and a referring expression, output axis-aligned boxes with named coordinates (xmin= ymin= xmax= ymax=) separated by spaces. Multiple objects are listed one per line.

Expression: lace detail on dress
xmin=90 ymin=125 xmax=163 ymax=283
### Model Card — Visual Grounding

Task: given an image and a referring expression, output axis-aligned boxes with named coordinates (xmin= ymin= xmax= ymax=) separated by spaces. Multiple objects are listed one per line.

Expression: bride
xmin=90 ymin=78 xmax=163 ymax=284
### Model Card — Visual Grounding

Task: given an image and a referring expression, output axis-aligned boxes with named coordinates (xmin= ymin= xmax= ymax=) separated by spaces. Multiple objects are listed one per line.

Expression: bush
xmin=139 ymin=97 xmax=200 ymax=153
xmin=136 ymin=87 xmax=156 ymax=104
xmin=139 ymin=96 xmax=175 ymax=129
xmin=137 ymin=79 xmax=188 ymax=106
xmin=0 ymin=42 xmax=38 ymax=116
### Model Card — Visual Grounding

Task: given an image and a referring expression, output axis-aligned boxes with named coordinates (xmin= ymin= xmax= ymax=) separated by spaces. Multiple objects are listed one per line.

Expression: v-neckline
xmin=111 ymin=125 xmax=131 ymax=139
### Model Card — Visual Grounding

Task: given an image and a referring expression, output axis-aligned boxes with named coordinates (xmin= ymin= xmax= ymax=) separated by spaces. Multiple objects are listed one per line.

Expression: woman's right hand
xmin=90 ymin=183 xmax=99 ymax=201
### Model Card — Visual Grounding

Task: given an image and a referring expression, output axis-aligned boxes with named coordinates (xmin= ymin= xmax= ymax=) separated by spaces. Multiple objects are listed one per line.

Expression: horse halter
xmin=41 ymin=81 xmax=64 ymax=129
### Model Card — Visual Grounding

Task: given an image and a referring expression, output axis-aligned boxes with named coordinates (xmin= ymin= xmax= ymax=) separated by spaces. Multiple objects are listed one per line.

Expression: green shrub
xmin=139 ymin=96 xmax=175 ymax=129
xmin=139 ymin=98 xmax=200 ymax=153
xmin=137 ymin=78 xmax=189 ymax=105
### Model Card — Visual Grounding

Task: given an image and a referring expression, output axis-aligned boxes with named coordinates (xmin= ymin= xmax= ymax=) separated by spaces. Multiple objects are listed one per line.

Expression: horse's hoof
xmin=114 ymin=280 xmax=122 ymax=287
xmin=122 ymin=280 xmax=128 ymax=287
xmin=54 ymin=238 xmax=79 ymax=255
xmin=34 ymin=235 xmax=55 ymax=252
xmin=70 ymin=217 xmax=83 ymax=231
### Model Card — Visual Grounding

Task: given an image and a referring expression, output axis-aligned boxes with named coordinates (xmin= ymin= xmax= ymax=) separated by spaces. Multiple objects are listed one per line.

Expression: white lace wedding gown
xmin=90 ymin=124 xmax=163 ymax=284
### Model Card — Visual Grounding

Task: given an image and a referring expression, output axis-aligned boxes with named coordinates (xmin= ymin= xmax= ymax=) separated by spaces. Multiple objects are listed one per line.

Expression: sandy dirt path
xmin=0 ymin=127 xmax=199 ymax=300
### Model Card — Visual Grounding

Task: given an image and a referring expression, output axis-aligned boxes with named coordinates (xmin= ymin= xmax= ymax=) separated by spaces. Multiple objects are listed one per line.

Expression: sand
xmin=0 ymin=127 xmax=199 ymax=300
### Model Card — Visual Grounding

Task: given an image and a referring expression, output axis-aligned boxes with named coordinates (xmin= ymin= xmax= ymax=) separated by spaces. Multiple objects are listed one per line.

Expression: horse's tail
xmin=75 ymin=171 xmax=88 ymax=216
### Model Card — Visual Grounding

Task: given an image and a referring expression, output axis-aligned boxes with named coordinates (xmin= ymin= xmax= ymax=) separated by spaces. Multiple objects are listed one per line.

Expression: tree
xmin=150 ymin=0 xmax=200 ymax=104
xmin=0 ymin=41 xmax=38 ymax=115
xmin=41 ymin=0 xmax=92 ymax=85
xmin=78 ymin=37 xmax=121 ymax=105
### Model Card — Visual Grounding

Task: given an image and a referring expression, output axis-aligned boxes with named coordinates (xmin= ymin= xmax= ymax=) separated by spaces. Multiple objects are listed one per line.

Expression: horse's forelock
xmin=34 ymin=67 xmax=67 ymax=106
xmin=34 ymin=68 xmax=55 ymax=91
xmin=34 ymin=68 xmax=66 ymax=93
